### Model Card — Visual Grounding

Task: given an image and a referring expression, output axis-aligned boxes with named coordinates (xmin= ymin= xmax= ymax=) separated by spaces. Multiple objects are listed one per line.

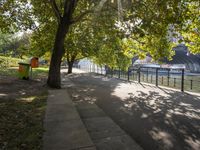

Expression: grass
xmin=31 ymin=67 xmax=49 ymax=79
xmin=0 ymin=55 xmax=49 ymax=79
xmin=0 ymin=66 xmax=49 ymax=79
xmin=0 ymin=93 xmax=47 ymax=150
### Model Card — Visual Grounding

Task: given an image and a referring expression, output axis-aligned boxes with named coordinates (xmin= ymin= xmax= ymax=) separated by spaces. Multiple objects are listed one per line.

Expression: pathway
xmin=43 ymin=70 xmax=143 ymax=150
xmin=43 ymin=89 xmax=95 ymax=150
xmin=66 ymin=68 xmax=200 ymax=150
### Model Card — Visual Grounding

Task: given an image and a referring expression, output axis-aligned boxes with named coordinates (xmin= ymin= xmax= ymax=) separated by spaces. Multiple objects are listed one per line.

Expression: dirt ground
xmin=66 ymin=69 xmax=200 ymax=150
xmin=0 ymin=75 xmax=47 ymax=99
xmin=0 ymin=75 xmax=47 ymax=149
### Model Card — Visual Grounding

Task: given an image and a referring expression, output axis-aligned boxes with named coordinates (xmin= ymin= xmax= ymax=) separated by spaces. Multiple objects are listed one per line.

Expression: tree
xmin=0 ymin=32 xmax=31 ymax=58
xmin=65 ymin=22 xmax=94 ymax=74
xmin=44 ymin=0 xmax=119 ymax=88
xmin=1 ymin=0 xmax=200 ymax=88
xmin=0 ymin=33 xmax=13 ymax=55
xmin=29 ymin=21 xmax=56 ymax=58
xmin=92 ymin=28 xmax=132 ymax=71
xmin=29 ymin=11 xmax=98 ymax=74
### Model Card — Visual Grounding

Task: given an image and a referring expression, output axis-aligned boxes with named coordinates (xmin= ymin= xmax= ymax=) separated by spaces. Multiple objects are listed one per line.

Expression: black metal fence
xmin=77 ymin=65 xmax=200 ymax=93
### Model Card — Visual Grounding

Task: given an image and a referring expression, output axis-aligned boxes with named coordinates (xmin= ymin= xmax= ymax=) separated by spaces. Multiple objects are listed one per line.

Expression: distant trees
xmin=0 ymin=32 xmax=30 ymax=59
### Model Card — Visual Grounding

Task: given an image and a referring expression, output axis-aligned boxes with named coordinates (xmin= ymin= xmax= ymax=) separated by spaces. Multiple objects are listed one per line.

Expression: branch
xmin=59 ymin=0 xmax=63 ymax=10
xmin=75 ymin=56 xmax=85 ymax=61
xmin=66 ymin=51 xmax=70 ymax=62
xmin=50 ymin=0 xmax=61 ymax=23
xmin=71 ymin=9 xmax=94 ymax=24
xmin=63 ymin=0 xmax=78 ymax=23
xmin=71 ymin=53 xmax=77 ymax=61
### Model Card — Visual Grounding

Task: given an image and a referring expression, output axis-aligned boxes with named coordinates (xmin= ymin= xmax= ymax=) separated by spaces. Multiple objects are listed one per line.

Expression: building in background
xmin=132 ymin=44 xmax=200 ymax=73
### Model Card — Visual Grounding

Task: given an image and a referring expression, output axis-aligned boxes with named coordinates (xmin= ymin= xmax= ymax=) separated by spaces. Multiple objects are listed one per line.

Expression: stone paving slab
xmin=47 ymin=90 xmax=73 ymax=105
xmin=44 ymin=119 xmax=94 ymax=150
xmin=74 ymin=101 xmax=143 ymax=150
xmin=78 ymin=107 xmax=106 ymax=118
xmin=45 ymin=103 xmax=80 ymax=122
xmin=78 ymin=146 xmax=97 ymax=150
xmin=83 ymin=117 xmax=126 ymax=140
xmin=76 ymin=102 xmax=100 ymax=110
xmin=43 ymin=89 xmax=95 ymax=150
xmin=94 ymin=135 xmax=143 ymax=150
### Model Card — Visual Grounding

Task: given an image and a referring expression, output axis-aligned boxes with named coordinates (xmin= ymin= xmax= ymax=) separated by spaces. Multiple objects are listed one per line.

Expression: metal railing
xmin=76 ymin=65 xmax=200 ymax=93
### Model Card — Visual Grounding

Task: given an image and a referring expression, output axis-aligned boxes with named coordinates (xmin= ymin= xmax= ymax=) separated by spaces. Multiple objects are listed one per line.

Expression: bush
xmin=0 ymin=56 xmax=23 ymax=68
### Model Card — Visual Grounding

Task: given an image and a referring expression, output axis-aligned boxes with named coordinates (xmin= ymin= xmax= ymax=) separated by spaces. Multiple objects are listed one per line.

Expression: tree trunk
xmin=47 ymin=22 xmax=69 ymax=88
xmin=68 ymin=61 xmax=74 ymax=74
xmin=66 ymin=53 xmax=77 ymax=74
xmin=46 ymin=0 xmax=79 ymax=88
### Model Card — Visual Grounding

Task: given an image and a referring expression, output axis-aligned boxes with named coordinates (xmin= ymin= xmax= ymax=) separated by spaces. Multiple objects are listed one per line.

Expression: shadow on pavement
xmin=66 ymin=72 xmax=200 ymax=150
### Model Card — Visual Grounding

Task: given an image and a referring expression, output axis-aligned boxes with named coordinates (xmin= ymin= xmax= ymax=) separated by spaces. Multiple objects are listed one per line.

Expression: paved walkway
xmin=43 ymin=68 xmax=200 ymax=150
xmin=75 ymin=101 xmax=143 ymax=150
xmin=65 ymin=68 xmax=200 ymax=150
xmin=43 ymin=89 xmax=96 ymax=150
xmin=43 ymin=74 xmax=143 ymax=150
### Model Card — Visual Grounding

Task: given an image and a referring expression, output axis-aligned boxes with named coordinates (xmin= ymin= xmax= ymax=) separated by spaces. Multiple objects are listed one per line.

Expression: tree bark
xmin=47 ymin=0 xmax=80 ymax=88
xmin=66 ymin=52 xmax=77 ymax=74
xmin=47 ymin=21 xmax=69 ymax=88
xmin=67 ymin=61 xmax=74 ymax=74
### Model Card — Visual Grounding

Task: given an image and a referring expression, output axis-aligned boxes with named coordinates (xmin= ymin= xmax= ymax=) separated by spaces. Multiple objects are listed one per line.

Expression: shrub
xmin=0 ymin=56 xmax=23 ymax=68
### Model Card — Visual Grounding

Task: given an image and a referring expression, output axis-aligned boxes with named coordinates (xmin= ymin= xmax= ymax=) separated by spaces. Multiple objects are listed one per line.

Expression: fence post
xmin=167 ymin=69 xmax=170 ymax=86
xmin=143 ymin=73 xmax=144 ymax=81
xmin=190 ymin=80 xmax=193 ymax=90
xmin=174 ymin=78 xmax=176 ymax=87
xmin=118 ymin=69 xmax=120 ymax=78
xmin=138 ymin=68 xmax=141 ymax=83
xmin=127 ymin=69 xmax=130 ymax=81
xmin=156 ymin=68 xmax=158 ymax=86
xmin=181 ymin=69 xmax=184 ymax=92
xmin=146 ymin=68 xmax=148 ymax=81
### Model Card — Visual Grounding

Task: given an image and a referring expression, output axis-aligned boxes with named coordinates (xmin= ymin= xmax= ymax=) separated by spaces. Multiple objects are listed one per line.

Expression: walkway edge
xmin=43 ymin=89 xmax=96 ymax=150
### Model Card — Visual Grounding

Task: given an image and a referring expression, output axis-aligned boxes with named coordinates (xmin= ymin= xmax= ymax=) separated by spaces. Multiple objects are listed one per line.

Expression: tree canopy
xmin=0 ymin=0 xmax=200 ymax=88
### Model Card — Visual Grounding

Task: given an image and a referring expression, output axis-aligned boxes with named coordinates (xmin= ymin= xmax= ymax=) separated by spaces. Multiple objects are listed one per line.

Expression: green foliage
xmin=0 ymin=33 xmax=13 ymax=54
xmin=92 ymin=30 xmax=132 ymax=70
xmin=30 ymin=24 xmax=55 ymax=57
xmin=0 ymin=56 xmax=22 ymax=77
xmin=0 ymin=32 xmax=31 ymax=58
xmin=123 ymin=33 xmax=176 ymax=62
xmin=1 ymin=0 xmax=200 ymax=76
xmin=181 ymin=2 xmax=200 ymax=54
xmin=0 ymin=55 xmax=22 ymax=68
xmin=0 ymin=0 xmax=36 ymax=32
